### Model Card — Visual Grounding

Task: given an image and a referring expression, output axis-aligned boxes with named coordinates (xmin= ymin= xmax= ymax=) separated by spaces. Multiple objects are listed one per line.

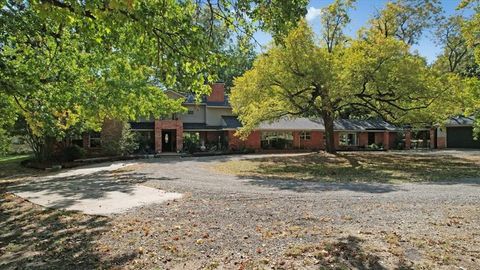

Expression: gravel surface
xmin=94 ymin=152 xmax=480 ymax=269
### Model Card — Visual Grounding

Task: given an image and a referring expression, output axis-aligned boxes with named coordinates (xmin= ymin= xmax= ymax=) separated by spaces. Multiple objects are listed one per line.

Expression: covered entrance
xmin=161 ymin=130 xmax=177 ymax=152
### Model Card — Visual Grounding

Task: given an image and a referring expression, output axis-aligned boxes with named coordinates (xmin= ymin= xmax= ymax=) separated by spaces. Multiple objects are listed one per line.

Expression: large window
xmin=300 ymin=131 xmax=311 ymax=140
xmin=339 ymin=132 xmax=357 ymax=146
xmin=261 ymin=131 xmax=294 ymax=149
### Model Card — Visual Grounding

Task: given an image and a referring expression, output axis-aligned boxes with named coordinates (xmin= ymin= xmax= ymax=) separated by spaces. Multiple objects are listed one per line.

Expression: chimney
xmin=207 ymin=83 xmax=225 ymax=103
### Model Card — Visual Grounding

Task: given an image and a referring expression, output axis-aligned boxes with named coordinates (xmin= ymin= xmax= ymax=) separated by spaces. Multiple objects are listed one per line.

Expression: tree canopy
xmin=0 ymin=0 xmax=308 ymax=158
xmin=230 ymin=0 xmax=451 ymax=153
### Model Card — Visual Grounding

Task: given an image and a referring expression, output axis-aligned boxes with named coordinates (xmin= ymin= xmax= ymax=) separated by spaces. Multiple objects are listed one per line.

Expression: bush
xmin=102 ymin=122 xmax=139 ymax=156
xmin=63 ymin=145 xmax=86 ymax=161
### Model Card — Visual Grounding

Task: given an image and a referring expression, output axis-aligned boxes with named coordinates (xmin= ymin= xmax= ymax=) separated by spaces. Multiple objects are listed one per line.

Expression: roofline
xmin=165 ymin=89 xmax=186 ymax=97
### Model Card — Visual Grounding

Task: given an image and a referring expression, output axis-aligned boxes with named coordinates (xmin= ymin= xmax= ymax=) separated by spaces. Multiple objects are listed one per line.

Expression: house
xmin=80 ymin=83 xmax=479 ymax=153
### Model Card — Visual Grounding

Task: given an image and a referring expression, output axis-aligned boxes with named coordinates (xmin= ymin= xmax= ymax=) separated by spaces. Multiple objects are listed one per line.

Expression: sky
xmin=253 ymin=0 xmax=474 ymax=64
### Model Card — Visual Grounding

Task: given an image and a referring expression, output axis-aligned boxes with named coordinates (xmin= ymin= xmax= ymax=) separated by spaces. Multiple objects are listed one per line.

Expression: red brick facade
xmin=207 ymin=83 xmax=225 ymax=103
xmin=154 ymin=120 xmax=183 ymax=153
xmin=227 ymin=130 xmax=261 ymax=151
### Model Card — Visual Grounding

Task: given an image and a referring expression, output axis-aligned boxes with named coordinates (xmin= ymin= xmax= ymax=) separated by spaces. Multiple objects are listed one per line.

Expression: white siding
xmin=178 ymin=104 xmax=206 ymax=123
xmin=206 ymin=107 xmax=234 ymax=126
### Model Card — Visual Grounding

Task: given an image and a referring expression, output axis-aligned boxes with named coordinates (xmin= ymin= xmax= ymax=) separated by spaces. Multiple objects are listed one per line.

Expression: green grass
xmin=212 ymin=152 xmax=480 ymax=183
xmin=0 ymin=154 xmax=31 ymax=163
xmin=0 ymin=154 xmax=34 ymax=181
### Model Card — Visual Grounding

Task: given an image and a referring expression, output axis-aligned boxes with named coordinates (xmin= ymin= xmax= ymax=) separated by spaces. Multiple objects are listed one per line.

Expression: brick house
xmin=81 ymin=83 xmax=478 ymax=153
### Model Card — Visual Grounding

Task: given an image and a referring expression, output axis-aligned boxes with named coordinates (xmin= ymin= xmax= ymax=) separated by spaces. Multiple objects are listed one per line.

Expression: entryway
xmin=162 ymin=130 xmax=177 ymax=152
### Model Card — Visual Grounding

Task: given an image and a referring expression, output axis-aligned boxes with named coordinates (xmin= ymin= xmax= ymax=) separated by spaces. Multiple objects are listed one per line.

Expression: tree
xmin=458 ymin=0 xmax=480 ymax=135
xmin=231 ymin=1 xmax=442 ymax=154
xmin=0 ymin=0 xmax=309 ymax=160
xmin=217 ymin=37 xmax=257 ymax=91
xmin=434 ymin=16 xmax=474 ymax=74
xmin=368 ymin=0 xmax=442 ymax=45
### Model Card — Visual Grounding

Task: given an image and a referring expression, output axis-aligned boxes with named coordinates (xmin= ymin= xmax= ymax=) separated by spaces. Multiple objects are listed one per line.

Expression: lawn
xmin=0 ymin=154 xmax=40 ymax=188
xmin=212 ymin=152 xmax=480 ymax=183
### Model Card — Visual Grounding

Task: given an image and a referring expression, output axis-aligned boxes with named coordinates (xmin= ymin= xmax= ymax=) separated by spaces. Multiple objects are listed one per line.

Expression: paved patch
xmin=9 ymin=162 xmax=182 ymax=215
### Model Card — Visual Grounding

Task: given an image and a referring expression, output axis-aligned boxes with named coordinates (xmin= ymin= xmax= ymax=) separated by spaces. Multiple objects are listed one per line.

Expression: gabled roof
xmin=445 ymin=116 xmax=475 ymax=127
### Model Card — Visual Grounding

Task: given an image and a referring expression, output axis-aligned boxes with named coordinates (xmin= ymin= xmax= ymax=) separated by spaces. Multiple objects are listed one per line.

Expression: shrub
xmin=63 ymin=145 xmax=86 ymax=161
xmin=102 ymin=122 xmax=139 ymax=156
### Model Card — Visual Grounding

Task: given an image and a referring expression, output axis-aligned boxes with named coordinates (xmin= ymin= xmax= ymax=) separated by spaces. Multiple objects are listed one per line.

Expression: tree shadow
xmin=7 ymin=168 xmax=177 ymax=210
xmin=286 ymin=235 xmax=413 ymax=270
xmin=0 ymin=193 xmax=137 ymax=269
xmin=241 ymin=175 xmax=403 ymax=193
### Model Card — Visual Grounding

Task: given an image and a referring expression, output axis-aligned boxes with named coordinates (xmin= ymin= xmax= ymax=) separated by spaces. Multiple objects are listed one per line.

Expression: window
xmin=71 ymin=134 xmax=84 ymax=147
xmin=339 ymin=132 xmax=357 ymax=146
xmin=261 ymin=131 xmax=294 ymax=149
xmin=300 ymin=131 xmax=311 ymax=140
xmin=187 ymin=110 xmax=194 ymax=115
xmin=89 ymin=132 xmax=101 ymax=148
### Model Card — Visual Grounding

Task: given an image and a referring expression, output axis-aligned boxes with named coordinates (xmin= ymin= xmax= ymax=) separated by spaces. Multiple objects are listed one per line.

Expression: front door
xmin=162 ymin=130 xmax=176 ymax=152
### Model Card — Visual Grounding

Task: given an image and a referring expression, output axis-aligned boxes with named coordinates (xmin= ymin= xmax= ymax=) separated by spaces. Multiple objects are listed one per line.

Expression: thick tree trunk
xmin=322 ymin=111 xmax=336 ymax=154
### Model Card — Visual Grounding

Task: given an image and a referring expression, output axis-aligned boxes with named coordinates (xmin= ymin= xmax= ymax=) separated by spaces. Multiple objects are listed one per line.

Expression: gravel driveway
xmin=94 ymin=152 xmax=480 ymax=269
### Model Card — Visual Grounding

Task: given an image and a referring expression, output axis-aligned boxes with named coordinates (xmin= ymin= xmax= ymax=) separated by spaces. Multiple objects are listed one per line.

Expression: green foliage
xmin=0 ymin=0 xmax=309 ymax=161
xmin=63 ymin=145 xmax=86 ymax=162
xmin=366 ymin=0 xmax=443 ymax=45
xmin=102 ymin=122 xmax=139 ymax=156
xmin=231 ymin=0 xmax=444 ymax=153
xmin=183 ymin=132 xmax=200 ymax=154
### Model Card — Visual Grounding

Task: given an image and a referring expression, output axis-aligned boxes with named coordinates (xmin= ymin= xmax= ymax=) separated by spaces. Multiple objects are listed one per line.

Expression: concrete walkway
xmin=9 ymin=162 xmax=182 ymax=216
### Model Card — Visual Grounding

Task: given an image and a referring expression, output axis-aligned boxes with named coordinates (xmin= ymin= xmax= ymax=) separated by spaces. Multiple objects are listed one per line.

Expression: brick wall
xmin=207 ymin=83 xmax=225 ymax=103
xmin=101 ymin=119 xmax=123 ymax=148
xmin=154 ymin=120 xmax=183 ymax=153
xmin=405 ymin=130 xmax=411 ymax=150
xmin=228 ymin=130 xmax=261 ymax=151
xmin=299 ymin=131 xmax=324 ymax=150
xmin=358 ymin=132 xmax=368 ymax=147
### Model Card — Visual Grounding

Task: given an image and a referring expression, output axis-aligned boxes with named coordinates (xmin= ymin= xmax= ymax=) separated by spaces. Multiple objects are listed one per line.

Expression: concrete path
xmin=9 ymin=162 xmax=182 ymax=216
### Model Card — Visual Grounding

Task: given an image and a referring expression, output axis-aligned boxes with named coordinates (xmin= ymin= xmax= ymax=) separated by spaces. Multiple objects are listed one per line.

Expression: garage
xmin=446 ymin=126 xmax=480 ymax=149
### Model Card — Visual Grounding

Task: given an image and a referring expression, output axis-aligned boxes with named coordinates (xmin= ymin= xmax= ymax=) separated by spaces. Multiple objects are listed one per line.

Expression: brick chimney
xmin=207 ymin=83 xmax=225 ymax=103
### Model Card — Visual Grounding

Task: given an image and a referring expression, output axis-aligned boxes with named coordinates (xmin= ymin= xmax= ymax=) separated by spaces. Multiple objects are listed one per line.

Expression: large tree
xmin=0 ymin=0 xmax=308 ymax=159
xmin=230 ymin=1 xmax=443 ymax=154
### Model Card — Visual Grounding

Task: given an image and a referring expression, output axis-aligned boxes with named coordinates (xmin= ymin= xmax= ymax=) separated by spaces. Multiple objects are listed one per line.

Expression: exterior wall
xmin=207 ymin=83 xmax=225 ymax=102
xmin=358 ymin=132 xmax=368 ymax=147
xmin=436 ymin=127 xmax=446 ymax=149
xmin=374 ymin=132 xmax=384 ymax=145
xmin=178 ymin=104 xmax=206 ymax=123
xmin=154 ymin=120 xmax=183 ymax=153
xmin=298 ymin=131 xmax=324 ymax=150
xmin=429 ymin=128 xmax=436 ymax=149
xmin=227 ymin=130 xmax=261 ymax=151
xmin=405 ymin=130 xmax=411 ymax=150
xmin=206 ymin=107 xmax=234 ymax=126
xmin=82 ymin=133 xmax=90 ymax=149
xmin=101 ymin=119 xmax=123 ymax=148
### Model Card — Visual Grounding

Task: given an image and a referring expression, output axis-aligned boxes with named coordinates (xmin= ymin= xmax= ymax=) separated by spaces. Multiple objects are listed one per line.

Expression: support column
xmin=383 ymin=131 xmax=390 ymax=150
xmin=405 ymin=129 xmax=411 ymax=150
xmin=429 ymin=128 xmax=436 ymax=149
xmin=154 ymin=121 xmax=162 ymax=153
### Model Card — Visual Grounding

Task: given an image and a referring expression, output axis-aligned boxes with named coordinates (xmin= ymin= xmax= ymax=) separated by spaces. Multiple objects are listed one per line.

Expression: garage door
xmin=447 ymin=127 xmax=480 ymax=149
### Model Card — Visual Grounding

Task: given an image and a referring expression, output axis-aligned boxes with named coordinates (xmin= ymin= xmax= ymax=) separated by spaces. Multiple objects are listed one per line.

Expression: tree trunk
xmin=322 ymin=111 xmax=336 ymax=154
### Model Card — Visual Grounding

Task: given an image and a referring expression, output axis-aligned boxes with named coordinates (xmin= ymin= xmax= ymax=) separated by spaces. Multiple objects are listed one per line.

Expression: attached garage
xmin=447 ymin=127 xmax=480 ymax=149
xmin=445 ymin=116 xmax=480 ymax=149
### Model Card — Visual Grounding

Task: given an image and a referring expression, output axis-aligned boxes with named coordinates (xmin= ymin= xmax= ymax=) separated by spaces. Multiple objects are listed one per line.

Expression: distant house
xmin=80 ymin=83 xmax=479 ymax=153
